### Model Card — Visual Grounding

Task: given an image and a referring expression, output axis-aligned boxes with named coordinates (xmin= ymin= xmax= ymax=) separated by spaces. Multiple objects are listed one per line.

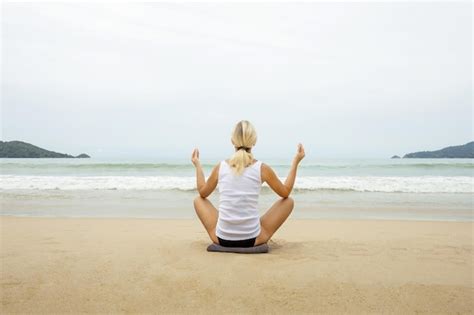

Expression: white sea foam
xmin=0 ymin=175 xmax=472 ymax=193
xmin=295 ymin=176 xmax=473 ymax=193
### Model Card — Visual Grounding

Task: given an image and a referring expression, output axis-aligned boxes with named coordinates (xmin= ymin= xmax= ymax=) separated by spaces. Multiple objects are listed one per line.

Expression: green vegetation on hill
xmin=0 ymin=141 xmax=90 ymax=158
xmin=403 ymin=141 xmax=474 ymax=158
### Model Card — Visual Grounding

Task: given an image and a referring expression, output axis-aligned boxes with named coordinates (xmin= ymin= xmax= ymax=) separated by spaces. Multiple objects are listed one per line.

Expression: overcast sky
xmin=1 ymin=2 xmax=472 ymax=159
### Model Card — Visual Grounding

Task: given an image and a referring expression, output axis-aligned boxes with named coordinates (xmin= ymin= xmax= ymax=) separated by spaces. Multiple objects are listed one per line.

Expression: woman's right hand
xmin=191 ymin=148 xmax=200 ymax=167
xmin=294 ymin=143 xmax=305 ymax=164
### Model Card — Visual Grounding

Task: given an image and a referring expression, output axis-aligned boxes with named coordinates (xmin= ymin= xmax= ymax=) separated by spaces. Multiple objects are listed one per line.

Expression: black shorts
xmin=217 ymin=236 xmax=256 ymax=248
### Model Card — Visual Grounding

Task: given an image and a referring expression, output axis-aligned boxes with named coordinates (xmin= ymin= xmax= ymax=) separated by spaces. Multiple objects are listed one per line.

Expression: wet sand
xmin=1 ymin=216 xmax=472 ymax=314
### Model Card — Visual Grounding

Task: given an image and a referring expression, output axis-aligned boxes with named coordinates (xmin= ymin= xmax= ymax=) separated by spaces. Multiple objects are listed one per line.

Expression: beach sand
xmin=1 ymin=216 xmax=472 ymax=314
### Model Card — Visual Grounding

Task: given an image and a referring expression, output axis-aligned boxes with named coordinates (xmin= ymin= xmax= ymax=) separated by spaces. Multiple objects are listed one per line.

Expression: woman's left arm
xmin=191 ymin=148 xmax=219 ymax=198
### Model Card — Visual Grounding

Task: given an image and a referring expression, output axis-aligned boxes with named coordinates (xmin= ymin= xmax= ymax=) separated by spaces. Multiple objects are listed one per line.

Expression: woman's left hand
xmin=191 ymin=148 xmax=200 ymax=167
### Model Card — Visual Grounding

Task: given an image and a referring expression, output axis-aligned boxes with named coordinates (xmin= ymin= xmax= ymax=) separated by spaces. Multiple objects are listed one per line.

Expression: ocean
xmin=1 ymin=158 xmax=472 ymax=221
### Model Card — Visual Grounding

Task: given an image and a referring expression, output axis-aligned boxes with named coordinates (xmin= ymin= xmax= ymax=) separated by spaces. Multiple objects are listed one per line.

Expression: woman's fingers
xmin=297 ymin=143 xmax=304 ymax=153
xmin=191 ymin=148 xmax=199 ymax=162
xmin=191 ymin=148 xmax=200 ymax=163
xmin=296 ymin=143 xmax=305 ymax=161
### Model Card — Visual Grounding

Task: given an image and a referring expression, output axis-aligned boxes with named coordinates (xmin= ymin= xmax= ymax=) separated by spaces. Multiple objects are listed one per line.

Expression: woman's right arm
xmin=262 ymin=143 xmax=305 ymax=198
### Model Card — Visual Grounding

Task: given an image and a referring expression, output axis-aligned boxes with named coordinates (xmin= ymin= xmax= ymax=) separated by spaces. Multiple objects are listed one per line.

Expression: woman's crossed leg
xmin=193 ymin=196 xmax=294 ymax=246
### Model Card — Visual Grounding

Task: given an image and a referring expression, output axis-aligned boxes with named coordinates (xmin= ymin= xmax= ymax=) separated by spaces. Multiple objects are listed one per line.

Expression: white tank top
xmin=215 ymin=160 xmax=263 ymax=240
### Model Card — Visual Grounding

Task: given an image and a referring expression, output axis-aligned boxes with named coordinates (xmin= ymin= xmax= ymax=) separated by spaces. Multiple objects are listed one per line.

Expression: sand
xmin=1 ymin=216 xmax=472 ymax=314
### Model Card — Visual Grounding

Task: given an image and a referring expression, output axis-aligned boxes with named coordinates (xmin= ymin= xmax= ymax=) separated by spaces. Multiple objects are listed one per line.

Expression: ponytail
xmin=229 ymin=120 xmax=257 ymax=175
xmin=229 ymin=148 xmax=254 ymax=175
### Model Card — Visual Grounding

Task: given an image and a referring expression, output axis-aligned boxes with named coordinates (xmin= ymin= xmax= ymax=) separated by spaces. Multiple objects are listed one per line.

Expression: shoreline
xmin=1 ymin=216 xmax=472 ymax=313
xmin=2 ymin=189 xmax=472 ymax=221
xmin=1 ymin=214 xmax=473 ymax=222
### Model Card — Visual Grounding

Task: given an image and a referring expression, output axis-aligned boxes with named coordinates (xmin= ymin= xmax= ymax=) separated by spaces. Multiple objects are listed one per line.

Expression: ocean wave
xmin=1 ymin=162 xmax=473 ymax=170
xmin=0 ymin=175 xmax=472 ymax=193
xmin=293 ymin=176 xmax=473 ymax=193
xmin=0 ymin=162 xmax=210 ymax=169
xmin=292 ymin=162 xmax=474 ymax=168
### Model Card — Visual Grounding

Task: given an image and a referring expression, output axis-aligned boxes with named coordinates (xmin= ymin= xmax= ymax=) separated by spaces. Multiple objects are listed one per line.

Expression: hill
xmin=403 ymin=142 xmax=474 ymax=158
xmin=0 ymin=141 xmax=90 ymax=158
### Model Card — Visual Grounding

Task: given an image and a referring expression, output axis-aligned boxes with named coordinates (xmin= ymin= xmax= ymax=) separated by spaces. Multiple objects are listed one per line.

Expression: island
xmin=0 ymin=141 xmax=91 ymax=158
xmin=391 ymin=155 xmax=401 ymax=159
xmin=403 ymin=141 xmax=474 ymax=158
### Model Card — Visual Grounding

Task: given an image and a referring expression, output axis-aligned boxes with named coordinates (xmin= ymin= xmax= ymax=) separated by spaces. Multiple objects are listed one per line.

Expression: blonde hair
xmin=229 ymin=120 xmax=257 ymax=175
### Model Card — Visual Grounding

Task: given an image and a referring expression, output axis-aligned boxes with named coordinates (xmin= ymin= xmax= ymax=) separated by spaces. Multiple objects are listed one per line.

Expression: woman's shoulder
xmin=259 ymin=162 xmax=273 ymax=175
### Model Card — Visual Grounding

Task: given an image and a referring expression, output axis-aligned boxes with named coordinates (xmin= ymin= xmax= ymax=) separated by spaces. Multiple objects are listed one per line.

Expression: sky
xmin=1 ymin=2 xmax=472 ymax=159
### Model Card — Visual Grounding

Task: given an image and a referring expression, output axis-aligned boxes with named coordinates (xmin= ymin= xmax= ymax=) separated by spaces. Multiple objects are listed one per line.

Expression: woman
xmin=192 ymin=120 xmax=305 ymax=247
